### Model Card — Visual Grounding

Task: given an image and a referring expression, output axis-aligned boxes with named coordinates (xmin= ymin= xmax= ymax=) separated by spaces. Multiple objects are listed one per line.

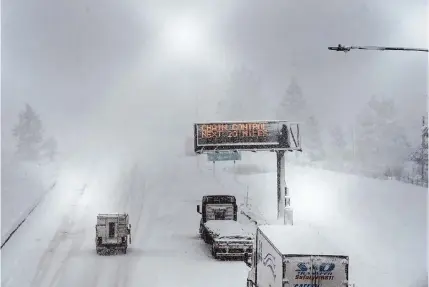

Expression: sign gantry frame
xmin=193 ymin=120 xmax=302 ymax=225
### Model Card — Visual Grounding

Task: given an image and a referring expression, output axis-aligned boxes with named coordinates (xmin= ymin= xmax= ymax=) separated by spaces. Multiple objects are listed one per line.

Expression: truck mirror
xmin=243 ymin=253 xmax=252 ymax=268
xmin=197 ymin=205 xmax=201 ymax=214
xmin=129 ymin=224 xmax=131 ymax=229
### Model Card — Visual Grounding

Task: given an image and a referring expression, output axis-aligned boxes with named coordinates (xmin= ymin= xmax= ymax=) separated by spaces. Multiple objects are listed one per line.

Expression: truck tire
xmin=123 ymin=247 xmax=127 ymax=254
xmin=211 ymin=245 xmax=218 ymax=259
xmin=203 ymin=231 xmax=209 ymax=243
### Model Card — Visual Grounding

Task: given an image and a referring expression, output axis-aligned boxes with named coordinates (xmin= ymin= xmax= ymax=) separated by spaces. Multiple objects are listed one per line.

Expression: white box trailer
xmin=95 ymin=213 xmax=131 ymax=254
xmin=245 ymin=225 xmax=349 ymax=287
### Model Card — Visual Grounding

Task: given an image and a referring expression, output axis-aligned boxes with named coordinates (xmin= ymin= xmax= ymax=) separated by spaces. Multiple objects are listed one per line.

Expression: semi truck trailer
xmin=244 ymin=225 xmax=349 ymax=287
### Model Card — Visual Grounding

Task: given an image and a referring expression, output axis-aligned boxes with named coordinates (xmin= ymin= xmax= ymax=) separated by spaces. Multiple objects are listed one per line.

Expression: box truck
xmin=95 ymin=213 xmax=131 ymax=254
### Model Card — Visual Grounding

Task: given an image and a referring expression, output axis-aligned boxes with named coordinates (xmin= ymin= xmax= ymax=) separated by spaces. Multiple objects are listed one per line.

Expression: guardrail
xmin=239 ymin=204 xmax=269 ymax=226
xmin=1 ymin=181 xmax=56 ymax=248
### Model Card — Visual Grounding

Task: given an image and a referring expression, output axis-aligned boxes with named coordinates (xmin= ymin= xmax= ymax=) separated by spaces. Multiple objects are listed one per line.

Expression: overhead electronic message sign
xmin=194 ymin=120 xmax=301 ymax=153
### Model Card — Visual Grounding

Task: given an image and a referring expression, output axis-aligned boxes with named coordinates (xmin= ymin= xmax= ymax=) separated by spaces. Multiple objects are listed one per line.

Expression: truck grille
xmin=215 ymin=246 xmax=253 ymax=256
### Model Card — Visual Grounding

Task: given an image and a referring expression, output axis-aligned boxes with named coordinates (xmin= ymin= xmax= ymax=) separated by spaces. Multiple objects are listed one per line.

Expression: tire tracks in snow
xmin=38 ymin=162 xmax=134 ymax=287
xmin=71 ymin=167 xmax=133 ymax=287
xmin=30 ymin=184 xmax=89 ymax=287
xmin=30 ymin=162 xmax=162 ymax=287
xmin=1 ymin=181 xmax=57 ymax=249
xmin=111 ymin=163 xmax=159 ymax=287
xmin=83 ymin=163 xmax=152 ymax=287
xmin=111 ymin=165 xmax=140 ymax=287
xmin=44 ymin=186 xmax=91 ymax=287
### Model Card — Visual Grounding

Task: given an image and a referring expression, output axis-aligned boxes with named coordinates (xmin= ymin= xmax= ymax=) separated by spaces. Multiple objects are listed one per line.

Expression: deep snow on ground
xmin=1 ymin=154 xmax=58 ymax=244
xmin=2 ymin=148 xmax=427 ymax=287
xmin=1 ymin=153 xmax=253 ymax=287
xmin=218 ymin=152 xmax=428 ymax=287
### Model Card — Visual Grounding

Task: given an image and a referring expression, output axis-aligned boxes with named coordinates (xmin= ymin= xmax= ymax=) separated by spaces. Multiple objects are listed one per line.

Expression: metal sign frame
xmin=194 ymin=120 xmax=302 ymax=154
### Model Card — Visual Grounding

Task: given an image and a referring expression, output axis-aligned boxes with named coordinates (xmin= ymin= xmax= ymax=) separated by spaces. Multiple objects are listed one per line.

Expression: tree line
xmin=216 ymin=67 xmax=428 ymax=186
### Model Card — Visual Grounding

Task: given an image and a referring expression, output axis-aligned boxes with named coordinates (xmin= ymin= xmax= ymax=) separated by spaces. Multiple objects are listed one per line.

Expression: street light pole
xmin=328 ymin=44 xmax=429 ymax=53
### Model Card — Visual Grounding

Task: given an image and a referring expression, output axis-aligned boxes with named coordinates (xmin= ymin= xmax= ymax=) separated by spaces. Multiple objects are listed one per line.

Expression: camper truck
xmin=95 ymin=213 xmax=131 ymax=254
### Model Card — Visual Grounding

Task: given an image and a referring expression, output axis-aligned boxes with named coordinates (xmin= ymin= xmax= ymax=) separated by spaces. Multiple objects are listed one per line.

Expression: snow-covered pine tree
xmin=276 ymin=78 xmax=308 ymax=122
xmin=12 ymin=104 xmax=44 ymax=161
xmin=355 ymin=96 xmax=410 ymax=177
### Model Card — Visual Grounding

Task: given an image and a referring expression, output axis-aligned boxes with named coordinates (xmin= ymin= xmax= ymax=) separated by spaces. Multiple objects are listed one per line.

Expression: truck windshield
xmin=206 ymin=204 xmax=235 ymax=220
xmin=214 ymin=210 xmax=226 ymax=219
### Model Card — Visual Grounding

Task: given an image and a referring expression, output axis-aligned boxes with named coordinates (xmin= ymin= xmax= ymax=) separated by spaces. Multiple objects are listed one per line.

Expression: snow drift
xmin=213 ymin=153 xmax=427 ymax=287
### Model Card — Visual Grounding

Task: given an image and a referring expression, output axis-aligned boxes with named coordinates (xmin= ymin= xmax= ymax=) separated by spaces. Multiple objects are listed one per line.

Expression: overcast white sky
xmin=2 ymin=0 xmax=428 ymax=156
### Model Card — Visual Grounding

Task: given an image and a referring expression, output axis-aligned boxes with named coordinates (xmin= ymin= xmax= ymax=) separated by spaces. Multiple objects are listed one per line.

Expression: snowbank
xmin=1 ymin=156 xmax=58 ymax=244
xmin=224 ymin=160 xmax=427 ymax=287
xmin=239 ymin=204 xmax=269 ymax=226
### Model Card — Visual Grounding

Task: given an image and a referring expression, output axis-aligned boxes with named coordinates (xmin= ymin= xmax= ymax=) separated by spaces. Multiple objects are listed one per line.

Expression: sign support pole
xmin=213 ymin=161 xmax=215 ymax=177
xmin=277 ymin=150 xmax=293 ymax=225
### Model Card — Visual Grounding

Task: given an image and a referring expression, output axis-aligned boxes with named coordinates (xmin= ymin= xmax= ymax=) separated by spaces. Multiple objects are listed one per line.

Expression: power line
xmin=328 ymin=44 xmax=429 ymax=53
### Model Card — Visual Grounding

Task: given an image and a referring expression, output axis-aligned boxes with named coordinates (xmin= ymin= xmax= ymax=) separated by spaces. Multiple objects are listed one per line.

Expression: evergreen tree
xmin=276 ymin=78 xmax=308 ymax=122
xmin=355 ymin=96 xmax=410 ymax=175
xmin=12 ymin=104 xmax=44 ymax=161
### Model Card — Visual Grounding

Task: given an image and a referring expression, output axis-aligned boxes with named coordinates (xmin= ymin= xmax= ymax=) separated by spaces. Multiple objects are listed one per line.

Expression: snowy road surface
xmin=3 ymin=150 xmax=426 ymax=287
xmin=1 ymin=156 xmax=252 ymax=287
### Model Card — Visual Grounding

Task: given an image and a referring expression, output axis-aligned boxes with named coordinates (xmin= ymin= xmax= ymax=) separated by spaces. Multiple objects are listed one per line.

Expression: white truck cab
xmin=244 ymin=225 xmax=349 ymax=287
xmin=95 ymin=213 xmax=131 ymax=254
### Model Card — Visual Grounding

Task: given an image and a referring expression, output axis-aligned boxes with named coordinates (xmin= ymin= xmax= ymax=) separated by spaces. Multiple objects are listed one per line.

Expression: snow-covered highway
xmin=1 ymin=155 xmax=252 ymax=287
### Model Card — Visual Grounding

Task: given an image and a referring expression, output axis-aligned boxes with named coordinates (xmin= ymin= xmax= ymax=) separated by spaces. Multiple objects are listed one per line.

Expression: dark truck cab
xmin=197 ymin=195 xmax=253 ymax=259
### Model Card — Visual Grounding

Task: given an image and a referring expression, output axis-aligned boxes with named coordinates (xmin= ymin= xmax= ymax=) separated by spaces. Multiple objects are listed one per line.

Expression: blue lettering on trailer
xmin=295 ymin=262 xmax=335 ymax=280
xmin=296 ymin=262 xmax=335 ymax=273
